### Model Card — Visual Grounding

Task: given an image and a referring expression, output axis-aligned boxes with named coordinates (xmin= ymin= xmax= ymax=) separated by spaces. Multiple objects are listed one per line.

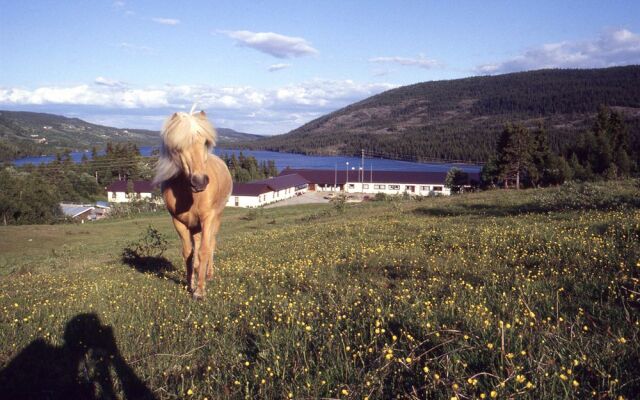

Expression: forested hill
xmin=241 ymin=66 xmax=640 ymax=162
xmin=0 ymin=110 xmax=261 ymax=161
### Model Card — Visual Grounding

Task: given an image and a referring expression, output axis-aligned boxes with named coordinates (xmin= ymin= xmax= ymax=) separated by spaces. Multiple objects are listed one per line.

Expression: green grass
xmin=1 ymin=181 xmax=639 ymax=399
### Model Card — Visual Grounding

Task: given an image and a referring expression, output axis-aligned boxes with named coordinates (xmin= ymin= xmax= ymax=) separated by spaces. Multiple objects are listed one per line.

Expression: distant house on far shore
xmin=106 ymin=180 xmax=156 ymax=203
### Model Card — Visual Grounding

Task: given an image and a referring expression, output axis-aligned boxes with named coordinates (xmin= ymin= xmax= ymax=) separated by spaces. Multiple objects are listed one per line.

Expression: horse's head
xmin=155 ymin=110 xmax=217 ymax=192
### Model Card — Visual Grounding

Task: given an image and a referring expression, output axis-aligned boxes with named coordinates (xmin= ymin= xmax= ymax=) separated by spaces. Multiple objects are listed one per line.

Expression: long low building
xmin=226 ymin=173 xmax=309 ymax=208
xmin=279 ymin=168 xmax=480 ymax=196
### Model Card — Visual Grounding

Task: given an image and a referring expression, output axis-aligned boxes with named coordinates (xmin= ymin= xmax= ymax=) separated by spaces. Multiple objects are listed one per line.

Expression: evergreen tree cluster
xmin=0 ymin=142 xmax=155 ymax=225
xmin=220 ymin=152 xmax=278 ymax=183
xmin=482 ymin=106 xmax=637 ymax=188
xmin=0 ymin=168 xmax=62 ymax=225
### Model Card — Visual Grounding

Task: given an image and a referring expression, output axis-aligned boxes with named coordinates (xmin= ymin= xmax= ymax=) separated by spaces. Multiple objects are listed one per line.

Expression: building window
xmin=389 ymin=185 xmax=400 ymax=190
xmin=362 ymin=184 xmax=369 ymax=189
xmin=433 ymin=186 xmax=443 ymax=191
xmin=348 ymin=184 xmax=355 ymax=189
xmin=374 ymin=184 xmax=386 ymax=190
xmin=420 ymin=185 xmax=430 ymax=191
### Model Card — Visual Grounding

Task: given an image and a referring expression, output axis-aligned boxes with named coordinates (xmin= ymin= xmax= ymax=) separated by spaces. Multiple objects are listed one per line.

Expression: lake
xmin=12 ymin=146 xmax=482 ymax=173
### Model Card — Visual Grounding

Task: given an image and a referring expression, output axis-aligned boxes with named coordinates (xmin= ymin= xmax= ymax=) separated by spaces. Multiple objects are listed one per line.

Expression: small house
xmin=106 ymin=180 xmax=155 ymax=203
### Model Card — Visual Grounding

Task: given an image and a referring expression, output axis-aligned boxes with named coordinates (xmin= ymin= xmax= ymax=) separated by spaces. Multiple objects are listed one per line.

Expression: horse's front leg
xmin=171 ymin=219 xmax=194 ymax=291
xmin=191 ymin=232 xmax=202 ymax=293
xmin=193 ymin=215 xmax=216 ymax=299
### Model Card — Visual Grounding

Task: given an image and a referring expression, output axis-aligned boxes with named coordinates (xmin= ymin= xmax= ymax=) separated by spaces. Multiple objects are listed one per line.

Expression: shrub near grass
xmin=0 ymin=182 xmax=638 ymax=399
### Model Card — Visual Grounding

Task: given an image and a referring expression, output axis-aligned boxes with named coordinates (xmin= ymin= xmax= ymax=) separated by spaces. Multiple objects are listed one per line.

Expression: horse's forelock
xmin=154 ymin=112 xmax=217 ymax=184
xmin=161 ymin=112 xmax=217 ymax=152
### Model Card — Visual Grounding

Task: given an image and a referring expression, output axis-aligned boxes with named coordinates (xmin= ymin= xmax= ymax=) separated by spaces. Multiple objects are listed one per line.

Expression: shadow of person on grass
xmin=0 ymin=313 xmax=156 ymax=400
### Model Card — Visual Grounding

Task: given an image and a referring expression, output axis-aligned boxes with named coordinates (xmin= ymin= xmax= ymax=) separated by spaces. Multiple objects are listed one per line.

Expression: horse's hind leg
xmin=172 ymin=218 xmax=194 ymax=291
xmin=206 ymin=216 xmax=223 ymax=281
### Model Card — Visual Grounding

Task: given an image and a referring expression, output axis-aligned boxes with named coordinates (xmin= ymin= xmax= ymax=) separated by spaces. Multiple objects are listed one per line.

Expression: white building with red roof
xmin=278 ymin=168 xmax=480 ymax=196
xmin=106 ymin=180 xmax=156 ymax=203
xmin=226 ymin=174 xmax=309 ymax=208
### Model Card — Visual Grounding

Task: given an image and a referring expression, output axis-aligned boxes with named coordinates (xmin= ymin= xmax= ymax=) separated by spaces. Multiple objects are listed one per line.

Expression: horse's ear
xmin=196 ymin=110 xmax=207 ymax=120
xmin=170 ymin=112 xmax=179 ymax=120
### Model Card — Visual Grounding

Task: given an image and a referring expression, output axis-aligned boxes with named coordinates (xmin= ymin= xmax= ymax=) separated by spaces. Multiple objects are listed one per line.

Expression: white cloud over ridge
xmin=369 ymin=55 xmax=441 ymax=69
xmin=0 ymin=80 xmax=395 ymax=135
xmin=118 ymin=42 xmax=155 ymax=55
xmin=477 ymin=28 xmax=640 ymax=74
xmin=221 ymin=30 xmax=318 ymax=58
xmin=268 ymin=63 xmax=291 ymax=72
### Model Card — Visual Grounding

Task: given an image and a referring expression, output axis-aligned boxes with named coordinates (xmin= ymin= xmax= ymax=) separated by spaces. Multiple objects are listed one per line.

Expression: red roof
xmin=106 ymin=180 xmax=155 ymax=193
xmin=231 ymin=174 xmax=309 ymax=197
xmin=252 ymin=173 xmax=309 ymax=190
xmin=279 ymin=168 xmax=480 ymax=185
xmin=231 ymin=183 xmax=272 ymax=196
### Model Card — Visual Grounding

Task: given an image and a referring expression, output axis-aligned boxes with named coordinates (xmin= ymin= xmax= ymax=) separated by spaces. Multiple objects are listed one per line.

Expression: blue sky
xmin=1 ymin=1 xmax=639 ymax=135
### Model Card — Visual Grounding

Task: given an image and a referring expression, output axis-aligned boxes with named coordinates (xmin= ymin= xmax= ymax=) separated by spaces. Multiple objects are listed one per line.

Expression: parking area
xmin=263 ymin=191 xmax=331 ymax=208
xmin=264 ymin=191 xmax=371 ymax=208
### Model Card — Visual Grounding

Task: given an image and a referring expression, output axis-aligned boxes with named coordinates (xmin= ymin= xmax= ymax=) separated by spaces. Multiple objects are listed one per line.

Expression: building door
xmin=406 ymin=185 xmax=415 ymax=193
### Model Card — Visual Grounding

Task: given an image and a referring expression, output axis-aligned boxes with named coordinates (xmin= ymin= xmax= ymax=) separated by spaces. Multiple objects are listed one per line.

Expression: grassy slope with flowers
xmin=0 ymin=181 xmax=639 ymax=399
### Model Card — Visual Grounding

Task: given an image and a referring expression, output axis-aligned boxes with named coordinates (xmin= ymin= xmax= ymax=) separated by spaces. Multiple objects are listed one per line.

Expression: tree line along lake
xmin=12 ymin=147 xmax=482 ymax=174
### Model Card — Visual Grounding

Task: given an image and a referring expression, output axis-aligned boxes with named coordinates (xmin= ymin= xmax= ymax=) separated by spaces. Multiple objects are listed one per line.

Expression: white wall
xmin=318 ymin=182 xmax=451 ymax=196
xmin=226 ymin=185 xmax=308 ymax=208
xmin=108 ymin=191 xmax=153 ymax=203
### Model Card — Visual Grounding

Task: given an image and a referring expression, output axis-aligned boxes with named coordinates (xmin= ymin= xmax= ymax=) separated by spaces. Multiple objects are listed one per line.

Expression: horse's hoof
xmin=192 ymin=291 xmax=205 ymax=301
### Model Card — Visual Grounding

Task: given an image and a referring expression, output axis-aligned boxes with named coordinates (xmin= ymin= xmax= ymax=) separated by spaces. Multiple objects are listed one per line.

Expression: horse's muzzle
xmin=190 ymin=174 xmax=209 ymax=192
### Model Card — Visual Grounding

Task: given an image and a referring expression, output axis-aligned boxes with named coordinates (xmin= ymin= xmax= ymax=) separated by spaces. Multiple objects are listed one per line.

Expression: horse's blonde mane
xmin=153 ymin=111 xmax=217 ymax=185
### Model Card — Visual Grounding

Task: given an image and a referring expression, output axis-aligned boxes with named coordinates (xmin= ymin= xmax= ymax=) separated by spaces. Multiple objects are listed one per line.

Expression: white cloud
xmin=221 ymin=30 xmax=318 ymax=58
xmin=268 ymin=63 xmax=291 ymax=72
xmin=0 ymin=80 xmax=394 ymax=135
xmin=369 ymin=55 xmax=441 ymax=69
xmin=477 ymin=28 xmax=640 ymax=74
xmin=94 ymin=77 xmax=126 ymax=88
xmin=118 ymin=42 xmax=155 ymax=55
xmin=151 ymin=17 xmax=180 ymax=26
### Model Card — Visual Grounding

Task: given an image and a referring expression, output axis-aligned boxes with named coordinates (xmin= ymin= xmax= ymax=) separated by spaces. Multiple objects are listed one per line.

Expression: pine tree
xmin=495 ymin=124 xmax=534 ymax=189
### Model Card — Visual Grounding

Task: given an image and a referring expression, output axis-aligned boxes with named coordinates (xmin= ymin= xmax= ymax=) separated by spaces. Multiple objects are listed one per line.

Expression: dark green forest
xmin=240 ymin=66 xmax=640 ymax=163
xmin=481 ymin=106 xmax=637 ymax=188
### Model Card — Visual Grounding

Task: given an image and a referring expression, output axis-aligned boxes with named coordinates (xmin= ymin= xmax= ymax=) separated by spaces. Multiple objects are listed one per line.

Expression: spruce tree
xmin=496 ymin=124 xmax=534 ymax=189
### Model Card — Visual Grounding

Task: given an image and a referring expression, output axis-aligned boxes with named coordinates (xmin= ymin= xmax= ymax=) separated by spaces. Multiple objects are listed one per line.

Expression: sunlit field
xmin=1 ymin=181 xmax=639 ymax=399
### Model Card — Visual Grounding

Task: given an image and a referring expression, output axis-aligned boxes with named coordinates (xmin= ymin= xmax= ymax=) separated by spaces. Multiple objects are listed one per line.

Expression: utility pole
xmin=370 ymin=164 xmax=373 ymax=185
xmin=334 ymin=163 xmax=337 ymax=191
xmin=345 ymin=162 xmax=349 ymax=192
xmin=361 ymin=149 xmax=365 ymax=181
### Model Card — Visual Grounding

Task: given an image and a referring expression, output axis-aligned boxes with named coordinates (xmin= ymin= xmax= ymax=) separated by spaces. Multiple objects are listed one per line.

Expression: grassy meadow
xmin=0 ymin=181 xmax=639 ymax=399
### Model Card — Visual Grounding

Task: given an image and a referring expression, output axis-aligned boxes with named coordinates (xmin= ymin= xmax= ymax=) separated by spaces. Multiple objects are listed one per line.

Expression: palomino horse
xmin=154 ymin=110 xmax=232 ymax=299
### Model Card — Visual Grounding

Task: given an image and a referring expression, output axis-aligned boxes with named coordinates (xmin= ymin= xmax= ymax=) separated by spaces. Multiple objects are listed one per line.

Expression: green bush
xmin=121 ymin=225 xmax=168 ymax=264
xmin=533 ymin=180 xmax=640 ymax=211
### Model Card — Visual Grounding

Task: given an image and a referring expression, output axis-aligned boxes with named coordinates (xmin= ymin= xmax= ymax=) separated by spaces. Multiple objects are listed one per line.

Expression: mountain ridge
xmin=239 ymin=66 xmax=640 ymax=162
xmin=0 ymin=110 xmax=261 ymax=161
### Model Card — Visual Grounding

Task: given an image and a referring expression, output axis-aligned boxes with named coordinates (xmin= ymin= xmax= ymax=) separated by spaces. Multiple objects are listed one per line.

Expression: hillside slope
xmin=0 ymin=111 xmax=261 ymax=161
xmin=0 ymin=181 xmax=638 ymax=398
xmin=243 ymin=66 xmax=640 ymax=162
